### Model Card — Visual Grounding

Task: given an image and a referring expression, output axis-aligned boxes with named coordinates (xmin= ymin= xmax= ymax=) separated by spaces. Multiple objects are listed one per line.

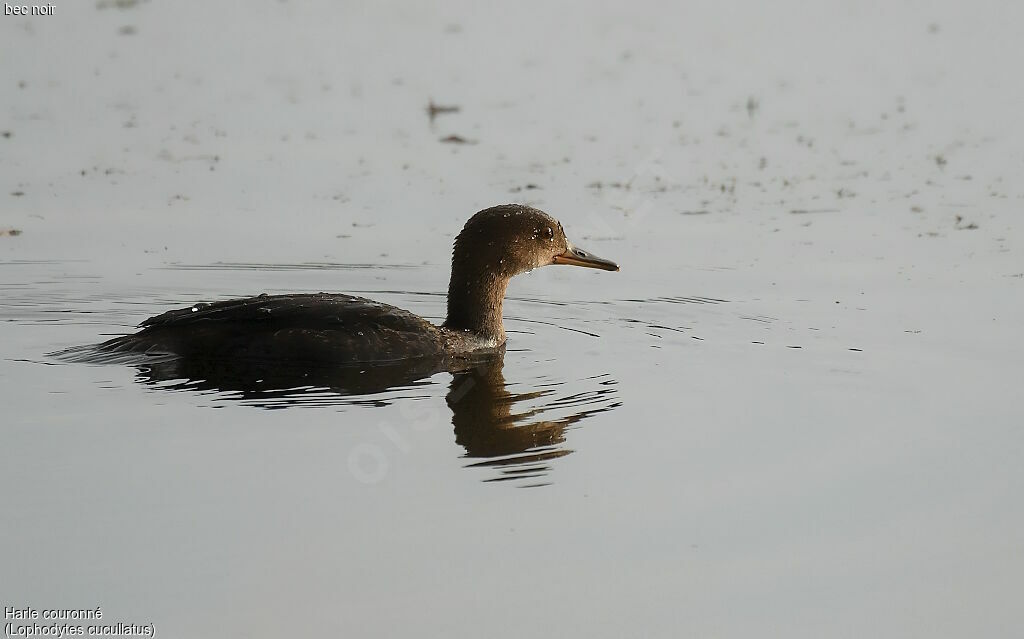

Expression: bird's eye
xmin=541 ymin=226 xmax=553 ymax=240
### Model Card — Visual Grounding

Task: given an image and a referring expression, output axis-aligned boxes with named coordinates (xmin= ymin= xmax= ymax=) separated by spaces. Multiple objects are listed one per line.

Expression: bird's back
xmin=100 ymin=293 xmax=448 ymax=364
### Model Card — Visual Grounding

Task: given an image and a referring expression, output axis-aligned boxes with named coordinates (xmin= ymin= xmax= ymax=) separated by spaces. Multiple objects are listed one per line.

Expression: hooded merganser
xmin=92 ymin=204 xmax=619 ymax=365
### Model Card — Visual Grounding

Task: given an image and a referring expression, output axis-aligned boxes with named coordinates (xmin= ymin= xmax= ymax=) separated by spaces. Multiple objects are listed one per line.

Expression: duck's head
xmin=451 ymin=204 xmax=619 ymax=279
xmin=444 ymin=204 xmax=618 ymax=343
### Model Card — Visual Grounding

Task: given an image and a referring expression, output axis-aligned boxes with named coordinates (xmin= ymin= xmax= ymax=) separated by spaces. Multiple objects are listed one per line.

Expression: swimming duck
xmin=96 ymin=204 xmax=618 ymax=364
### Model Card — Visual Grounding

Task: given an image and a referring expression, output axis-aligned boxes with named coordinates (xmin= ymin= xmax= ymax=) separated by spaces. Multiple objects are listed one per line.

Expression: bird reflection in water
xmin=447 ymin=358 xmax=615 ymax=485
xmin=108 ymin=349 xmax=619 ymax=485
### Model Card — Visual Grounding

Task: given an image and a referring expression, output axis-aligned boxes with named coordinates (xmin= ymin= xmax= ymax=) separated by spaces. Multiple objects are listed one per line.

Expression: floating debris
xmin=440 ymin=134 xmax=476 ymax=145
xmin=427 ymin=100 xmax=460 ymax=123
xmin=0 ymin=228 xmax=23 ymax=237
xmin=509 ymin=184 xmax=540 ymax=193
xmin=954 ymin=215 xmax=978 ymax=230
xmin=97 ymin=0 xmax=144 ymax=9
xmin=746 ymin=96 xmax=759 ymax=118
xmin=586 ymin=181 xmax=627 ymax=190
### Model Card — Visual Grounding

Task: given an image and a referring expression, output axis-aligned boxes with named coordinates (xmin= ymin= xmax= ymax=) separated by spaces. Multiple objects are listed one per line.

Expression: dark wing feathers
xmin=118 ymin=293 xmax=446 ymax=363
xmin=140 ymin=293 xmax=431 ymax=332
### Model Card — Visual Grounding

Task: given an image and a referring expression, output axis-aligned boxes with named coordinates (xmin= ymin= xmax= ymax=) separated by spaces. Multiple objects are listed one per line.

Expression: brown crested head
xmin=451 ymin=204 xmax=618 ymax=279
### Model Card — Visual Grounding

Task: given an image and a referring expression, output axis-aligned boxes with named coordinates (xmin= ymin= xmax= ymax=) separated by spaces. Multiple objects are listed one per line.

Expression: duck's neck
xmin=443 ymin=270 xmax=510 ymax=344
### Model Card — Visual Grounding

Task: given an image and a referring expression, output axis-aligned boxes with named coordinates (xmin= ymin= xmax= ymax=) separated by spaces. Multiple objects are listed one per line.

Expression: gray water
xmin=2 ymin=1 xmax=1023 ymax=637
